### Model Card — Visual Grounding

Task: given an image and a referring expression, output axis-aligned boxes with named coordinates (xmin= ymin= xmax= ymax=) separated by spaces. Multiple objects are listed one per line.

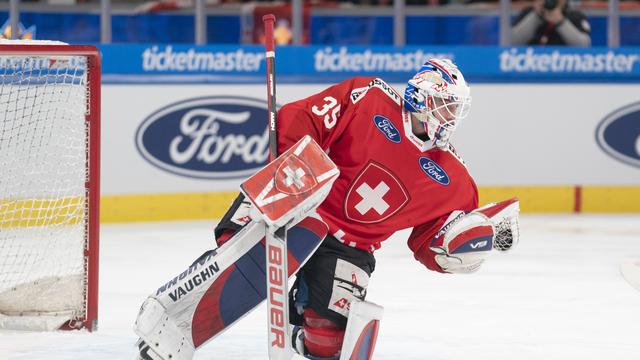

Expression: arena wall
xmin=98 ymin=45 xmax=640 ymax=221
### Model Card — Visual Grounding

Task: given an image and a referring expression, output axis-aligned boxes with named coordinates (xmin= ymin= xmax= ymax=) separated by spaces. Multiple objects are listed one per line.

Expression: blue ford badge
xmin=373 ymin=115 xmax=401 ymax=143
xmin=419 ymin=157 xmax=450 ymax=186
xmin=595 ymin=102 xmax=640 ymax=169
xmin=136 ymin=96 xmax=270 ymax=179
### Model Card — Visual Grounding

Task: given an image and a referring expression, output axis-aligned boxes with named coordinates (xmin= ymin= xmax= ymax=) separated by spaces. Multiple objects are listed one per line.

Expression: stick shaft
xmin=263 ymin=14 xmax=293 ymax=360
xmin=264 ymin=14 xmax=278 ymax=159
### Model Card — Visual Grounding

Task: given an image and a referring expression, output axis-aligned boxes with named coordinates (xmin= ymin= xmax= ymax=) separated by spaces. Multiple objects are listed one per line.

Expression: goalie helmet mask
xmin=403 ymin=58 xmax=471 ymax=149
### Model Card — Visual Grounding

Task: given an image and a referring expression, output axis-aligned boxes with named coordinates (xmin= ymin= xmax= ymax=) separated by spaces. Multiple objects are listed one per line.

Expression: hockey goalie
xmin=134 ymin=58 xmax=521 ymax=360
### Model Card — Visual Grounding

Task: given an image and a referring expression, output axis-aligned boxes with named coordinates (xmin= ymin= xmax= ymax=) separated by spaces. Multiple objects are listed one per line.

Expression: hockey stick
xmin=263 ymin=14 xmax=298 ymax=360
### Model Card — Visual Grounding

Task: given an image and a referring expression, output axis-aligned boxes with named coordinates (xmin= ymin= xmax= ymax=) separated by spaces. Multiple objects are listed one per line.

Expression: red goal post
xmin=0 ymin=41 xmax=100 ymax=331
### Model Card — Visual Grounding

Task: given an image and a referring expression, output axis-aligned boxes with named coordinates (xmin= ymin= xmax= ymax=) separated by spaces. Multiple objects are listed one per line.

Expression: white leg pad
xmin=134 ymin=297 xmax=195 ymax=360
xmin=339 ymin=300 xmax=384 ymax=360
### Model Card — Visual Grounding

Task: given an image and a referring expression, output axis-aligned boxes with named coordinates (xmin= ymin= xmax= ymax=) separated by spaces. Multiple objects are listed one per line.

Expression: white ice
xmin=1 ymin=215 xmax=640 ymax=360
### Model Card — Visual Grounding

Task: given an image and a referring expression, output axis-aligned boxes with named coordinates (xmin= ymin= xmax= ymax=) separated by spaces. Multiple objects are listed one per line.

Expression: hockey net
xmin=0 ymin=40 xmax=100 ymax=331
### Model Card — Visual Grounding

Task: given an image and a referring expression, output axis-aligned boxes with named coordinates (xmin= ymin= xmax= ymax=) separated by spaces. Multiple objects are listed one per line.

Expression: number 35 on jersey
xmin=312 ymin=96 xmax=340 ymax=129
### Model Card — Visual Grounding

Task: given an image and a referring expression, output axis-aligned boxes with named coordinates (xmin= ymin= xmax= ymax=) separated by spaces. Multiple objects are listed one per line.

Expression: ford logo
xmin=419 ymin=157 xmax=450 ymax=186
xmin=373 ymin=115 xmax=401 ymax=143
xmin=595 ymin=102 xmax=640 ymax=168
xmin=136 ymin=96 xmax=270 ymax=179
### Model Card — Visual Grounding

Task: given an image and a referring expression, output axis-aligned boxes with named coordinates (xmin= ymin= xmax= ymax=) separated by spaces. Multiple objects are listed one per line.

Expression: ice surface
xmin=1 ymin=215 xmax=639 ymax=360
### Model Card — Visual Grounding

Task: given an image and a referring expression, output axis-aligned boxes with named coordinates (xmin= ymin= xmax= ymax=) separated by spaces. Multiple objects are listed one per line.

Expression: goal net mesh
xmin=0 ymin=52 xmax=89 ymax=330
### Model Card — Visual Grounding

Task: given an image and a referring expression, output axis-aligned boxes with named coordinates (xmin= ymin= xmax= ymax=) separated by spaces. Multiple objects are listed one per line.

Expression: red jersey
xmin=277 ymin=77 xmax=478 ymax=269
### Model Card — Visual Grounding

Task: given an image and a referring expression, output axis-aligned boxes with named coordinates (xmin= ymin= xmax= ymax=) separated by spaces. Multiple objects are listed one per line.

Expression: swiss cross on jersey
xmin=344 ymin=161 xmax=410 ymax=224
xmin=241 ymin=136 xmax=340 ymax=228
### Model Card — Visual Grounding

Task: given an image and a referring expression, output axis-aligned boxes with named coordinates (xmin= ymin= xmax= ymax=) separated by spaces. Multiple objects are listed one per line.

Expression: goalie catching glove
xmin=429 ymin=197 xmax=520 ymax=274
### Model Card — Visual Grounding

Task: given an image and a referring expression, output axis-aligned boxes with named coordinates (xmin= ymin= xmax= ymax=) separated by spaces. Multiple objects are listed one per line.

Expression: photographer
xmin=511 ymin=0 xmax=591 ymax=46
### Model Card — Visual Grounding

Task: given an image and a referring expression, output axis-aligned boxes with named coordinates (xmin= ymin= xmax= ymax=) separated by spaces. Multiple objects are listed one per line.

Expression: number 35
xmin=312 ymin=96 xmax=340 ymax=129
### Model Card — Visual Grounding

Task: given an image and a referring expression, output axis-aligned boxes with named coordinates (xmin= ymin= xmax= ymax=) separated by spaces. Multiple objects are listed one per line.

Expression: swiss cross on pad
xmin=274 ymin=154 xmax=318 ymax=196
xmin=283 ymin=166 xmax=306 ymax=189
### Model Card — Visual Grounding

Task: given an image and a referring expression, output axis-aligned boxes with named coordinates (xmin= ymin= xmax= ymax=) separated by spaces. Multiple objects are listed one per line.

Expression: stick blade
xmin=620 ymin=261 xmax=640 ymax=292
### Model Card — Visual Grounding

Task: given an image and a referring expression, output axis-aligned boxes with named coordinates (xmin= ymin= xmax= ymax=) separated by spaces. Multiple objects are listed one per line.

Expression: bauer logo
xmin=136 ymin=96 xmax=270 ymax=179
xmin=595 ymin=101 xmax=640 ymax=168
xmin=373 ymin=115 xmax=400 ymax=143
xmin=419 ymin=157 xmax=450 ymax=185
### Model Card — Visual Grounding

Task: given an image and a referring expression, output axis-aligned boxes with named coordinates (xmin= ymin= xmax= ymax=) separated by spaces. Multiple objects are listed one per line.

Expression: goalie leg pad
xmin=339 ymin=300 xmax=384 ymax=360
xmin=292 ymin=301 xmax=384 ymax=360
xmin=195 ymin=217 xmax=328 ymax=347
xmin=134 ymin=297 xmax=195 ymax=360
xmin=134 ymin=216 xmax=328 ymax=359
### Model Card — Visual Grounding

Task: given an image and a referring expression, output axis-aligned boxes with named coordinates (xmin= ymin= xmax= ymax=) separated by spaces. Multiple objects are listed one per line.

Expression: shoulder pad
xmin=350 ymin=78 xmax=402 ymax=105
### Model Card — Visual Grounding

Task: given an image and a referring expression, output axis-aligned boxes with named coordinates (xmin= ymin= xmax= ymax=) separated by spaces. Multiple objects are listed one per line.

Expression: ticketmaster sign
xmin=499 ymin=48 xmax=638 ymax=73
xmin=99 ymin=45 xmax=640 ymax=83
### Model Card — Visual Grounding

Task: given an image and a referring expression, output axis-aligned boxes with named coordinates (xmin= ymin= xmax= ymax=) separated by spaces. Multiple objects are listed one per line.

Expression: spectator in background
xmin=511 ymin=0 xmax=591 ymax=46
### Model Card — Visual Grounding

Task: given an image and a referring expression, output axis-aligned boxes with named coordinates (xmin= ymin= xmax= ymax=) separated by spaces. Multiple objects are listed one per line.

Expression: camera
xmin=544 ymin=0 xmax=558 ymax=10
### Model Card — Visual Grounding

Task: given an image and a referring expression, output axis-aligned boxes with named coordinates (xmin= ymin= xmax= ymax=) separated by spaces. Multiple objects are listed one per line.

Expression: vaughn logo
xmin=595 ymin=101 xmax=640 ymax=168
xmin=373 ymin=115 xmax=400 ymax=143
xmin=136 ymin=96 xmax=270 ymax=179
xmin=419 ymin=157 xmax=450 ymax=186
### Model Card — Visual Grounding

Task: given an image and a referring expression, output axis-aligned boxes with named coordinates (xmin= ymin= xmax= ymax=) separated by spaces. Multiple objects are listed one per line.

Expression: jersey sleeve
xmin=276 ymin=76 xmax=374 ymax=154
xmin=407 ymin=180 xmax=479 ymax=273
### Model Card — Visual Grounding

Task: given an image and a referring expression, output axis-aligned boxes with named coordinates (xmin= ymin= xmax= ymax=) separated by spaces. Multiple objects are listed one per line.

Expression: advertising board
xmin=98 ymin=45 xmax=640 ymax=219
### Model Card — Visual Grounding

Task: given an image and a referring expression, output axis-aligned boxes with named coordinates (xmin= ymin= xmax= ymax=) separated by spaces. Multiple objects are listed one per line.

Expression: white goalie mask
xmin=403 ymin=58 xmax=471 ymax=149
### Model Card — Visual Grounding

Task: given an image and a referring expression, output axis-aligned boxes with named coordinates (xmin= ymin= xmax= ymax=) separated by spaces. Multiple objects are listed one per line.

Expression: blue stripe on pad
xmin=219 ymin=265 xmax=263 ymax=326
xmin=218 ymin=224 xmax=324 ymax=326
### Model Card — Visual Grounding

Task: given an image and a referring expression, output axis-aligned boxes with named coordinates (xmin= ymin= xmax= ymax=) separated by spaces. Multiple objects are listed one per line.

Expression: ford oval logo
xmin=136 ymin=96 xmax=270 ymax=179
xmin=419 ymin=157 xmax=450 ymax=186
xmin=373 ymin=115 xmax=401 ymax=143
xmin=595 ymin=101 xmax=640 ymax=168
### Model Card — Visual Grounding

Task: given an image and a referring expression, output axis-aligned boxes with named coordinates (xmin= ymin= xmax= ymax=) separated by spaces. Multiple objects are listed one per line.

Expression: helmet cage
xmin=403 ymin=59 xmax=471 ymax=148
